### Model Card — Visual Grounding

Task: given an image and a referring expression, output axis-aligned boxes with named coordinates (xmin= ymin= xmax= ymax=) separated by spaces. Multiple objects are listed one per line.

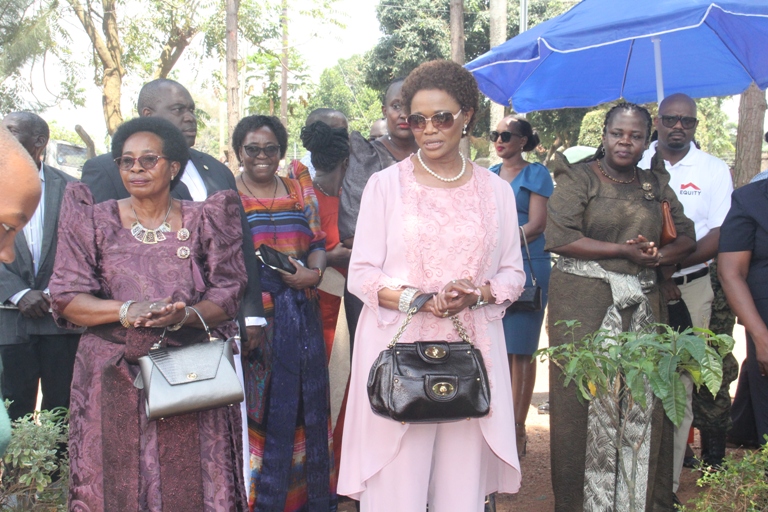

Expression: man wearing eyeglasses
xmin=639 ymin=92 xmax=733 ymax=501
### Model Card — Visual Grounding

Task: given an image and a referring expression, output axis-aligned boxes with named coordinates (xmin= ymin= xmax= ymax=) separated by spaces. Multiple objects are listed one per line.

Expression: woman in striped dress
xmin=233 ymin=114 xmax=336 ymax=512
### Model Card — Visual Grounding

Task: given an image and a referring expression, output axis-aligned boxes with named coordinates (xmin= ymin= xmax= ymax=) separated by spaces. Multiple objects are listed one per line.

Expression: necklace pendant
xmin=142 ymin=230 xmax=159 ymax=244
xmin=130 ymin=222 xmax=144 ymax=239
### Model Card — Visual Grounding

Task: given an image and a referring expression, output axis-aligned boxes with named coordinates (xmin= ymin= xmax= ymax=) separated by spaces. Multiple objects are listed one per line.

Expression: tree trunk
xmin=279 ymin=0 xmax=289 ymax=128
xmin=75 ymin=125 xmax=96 ymax=158
xmin=449 ymin=0 xmax=469 ymax=157
xmin=488 ymin=0 xmax=507 ymax=166
xmin=226 ymin=0 xmax=240 ymax=173
xmin=734 ymin=83 xmax=767 ymax=188
xmin=102 ymin=67 xmax=123 ymax=136
xmin=68 ymin=0 xmax=125 ymax=135
xmin=449 ymin=0 xmax=465 ymax=64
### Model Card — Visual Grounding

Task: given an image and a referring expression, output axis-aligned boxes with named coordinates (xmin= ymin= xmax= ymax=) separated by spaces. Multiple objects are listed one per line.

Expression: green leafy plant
xmin=536 ymin=321 xmax=734 ymax=511
xmin=682 ymin=441 xmax=768 ymax=511
xmin=0 ymin=406 xmax=69 ymax=510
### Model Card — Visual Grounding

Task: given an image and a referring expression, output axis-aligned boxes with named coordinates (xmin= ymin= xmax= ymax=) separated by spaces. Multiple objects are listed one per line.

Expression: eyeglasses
xmin=490 ymin=131 xmax=522 ymax=143
xmin=114 ymin=155 xmax=169 ymax=171
xmin=659 ymin=115 xmax=698 ymax=129
xmin=406 ymin=109 xmax=463 ymax=131
xmin=242 ymin=145 xmax=280 ymax=158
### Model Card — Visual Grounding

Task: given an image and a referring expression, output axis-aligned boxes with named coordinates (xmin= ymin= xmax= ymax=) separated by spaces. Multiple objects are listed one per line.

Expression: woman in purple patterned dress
xmin=49 ymin=117 xmax=248 ymax=511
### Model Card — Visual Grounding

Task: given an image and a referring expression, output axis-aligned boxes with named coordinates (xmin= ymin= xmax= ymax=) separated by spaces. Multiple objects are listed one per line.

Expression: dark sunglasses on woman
xmin=489 ymin=131 xmax=522 ymax=143
xmin=406 ymin=109 xmax=462 ymax=131
xmin=114 ymin=155 xmax=169 ymax=171
xmin=243 ymin=145 xmax=281 ymax=158
xmin=659 ymin=115 xmax=698 ymax=129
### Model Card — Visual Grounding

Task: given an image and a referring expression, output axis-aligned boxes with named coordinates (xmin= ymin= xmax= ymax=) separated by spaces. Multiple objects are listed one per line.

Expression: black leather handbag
xmin=508 ymin=227 xmax=543 ymax=312
xmin=367 ymin=293 xmax=491 ymax=423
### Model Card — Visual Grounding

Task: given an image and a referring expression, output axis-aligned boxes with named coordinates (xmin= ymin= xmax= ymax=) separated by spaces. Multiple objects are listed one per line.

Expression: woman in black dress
xmin=718 ymin=179 xmax=768 ymax=447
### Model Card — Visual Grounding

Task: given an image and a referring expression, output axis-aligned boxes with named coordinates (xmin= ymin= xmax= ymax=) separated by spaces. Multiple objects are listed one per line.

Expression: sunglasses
xmin=406 ymin=108 xmax=463 ymax=131
xmin=243 ymin=144 xmax=280 ymax=158
xmin=490 ymin=131 xmax=522 ymax=143
xmin=659 ymin=115 xmax=697 ymax=129
xmin=114 ymin=155 xmax=169 ymax=172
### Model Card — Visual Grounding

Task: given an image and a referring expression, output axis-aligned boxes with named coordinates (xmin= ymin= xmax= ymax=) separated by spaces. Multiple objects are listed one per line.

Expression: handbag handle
xmin=519 ymin=226 xmax=537 ymax=287
xmin=187 ymin=306 xmax=215 ymax=342
xmin=388 ymin=292 xmax=473 ymax=348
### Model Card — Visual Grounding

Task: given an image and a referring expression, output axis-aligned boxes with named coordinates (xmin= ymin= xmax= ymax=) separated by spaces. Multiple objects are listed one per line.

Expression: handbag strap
xmin=187 ymin=306 xmax=214 ymax=342
xmin=519 ymin=226 xmax=537 ymax=286
xmin=388 ymin=292 xmax=473 ymax=348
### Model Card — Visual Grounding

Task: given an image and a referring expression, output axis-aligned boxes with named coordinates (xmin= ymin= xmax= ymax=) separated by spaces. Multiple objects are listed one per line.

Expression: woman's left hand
xmin=134 ymin=300 xmax=188 ymax=328
xmin=280 ymin=256 xmax=321 ymax=290
xmin=433 ymin=279 xmax=480 ymax=318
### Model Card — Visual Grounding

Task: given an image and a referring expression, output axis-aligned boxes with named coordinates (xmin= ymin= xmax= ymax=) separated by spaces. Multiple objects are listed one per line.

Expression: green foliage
xmin=536 ymin=321 xmax=733 ymax=428
xmin=682 ymin=442 xmax=768 ymax=511
xmin=1 ymin=0 xmax=84 ymax=112
xmin=309 ymin=55 xmax=382 ymax=135
xmin=0 ymin=406 xmax=69 ymax=510
xmin=528 ymin=107 xmax=590 ymax=159
xmin=537 ymin=321 xmax=732 ymax=510
xmin=579 ymin=106 xmax=611 ymax=147
xmin=696 ymin=97 xmax=736 ymax=166
xmin=364 ymin=0 xmax=569 ymax=93
xmin=48 ymin=120 xmax=82 ymax=145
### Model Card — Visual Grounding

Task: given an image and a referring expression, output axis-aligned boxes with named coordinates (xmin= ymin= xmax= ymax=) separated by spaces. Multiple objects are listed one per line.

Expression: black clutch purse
xmin=367 ymin=293 xmax=491 ymax=423
xmin=508 ymin=227 xmax=543 ymax=312
xmin=256 ymin=244 xmax=297 ymax=274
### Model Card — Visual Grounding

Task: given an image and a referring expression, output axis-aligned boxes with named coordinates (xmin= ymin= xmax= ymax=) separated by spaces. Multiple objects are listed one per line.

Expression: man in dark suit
xmin=0 ymin=112 xmax=81 ymax=420
xmin=82 ymin=79 xmax=266 ymax=339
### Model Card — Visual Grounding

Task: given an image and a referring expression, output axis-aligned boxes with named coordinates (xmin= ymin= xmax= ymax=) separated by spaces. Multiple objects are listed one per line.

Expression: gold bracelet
xmin=119 ymin=300 xmax=136 ymax=329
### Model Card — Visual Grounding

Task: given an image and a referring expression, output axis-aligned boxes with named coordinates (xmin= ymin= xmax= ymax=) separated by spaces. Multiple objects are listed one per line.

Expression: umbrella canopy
xmin=466 ymin=0 xmax=768 ymax=113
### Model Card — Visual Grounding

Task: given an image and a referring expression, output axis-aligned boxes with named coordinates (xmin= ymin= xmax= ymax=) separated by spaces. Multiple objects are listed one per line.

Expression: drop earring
xmin=462 ymin=125 xmax=468 ymax=135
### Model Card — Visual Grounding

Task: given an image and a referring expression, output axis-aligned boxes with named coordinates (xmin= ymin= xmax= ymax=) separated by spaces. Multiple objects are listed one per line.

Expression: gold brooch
xmin=177 ymin=228 xmax=190 ymax=241
xmin=642 ymin=182 xmax=653 ymax=191
xmin=177 ymin=246 xmax=191 ymax=259
xmin=644 ymin=192 xmax=655 ymax=201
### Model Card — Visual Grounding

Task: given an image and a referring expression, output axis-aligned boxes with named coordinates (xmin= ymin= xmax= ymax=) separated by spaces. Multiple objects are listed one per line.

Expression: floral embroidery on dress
xmin=399 ymin=159 xmax=501 ymax=378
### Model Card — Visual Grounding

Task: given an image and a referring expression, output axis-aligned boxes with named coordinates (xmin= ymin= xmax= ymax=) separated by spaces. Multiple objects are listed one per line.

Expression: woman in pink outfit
xmin=338 ymin=60 xmax=525 ymax=511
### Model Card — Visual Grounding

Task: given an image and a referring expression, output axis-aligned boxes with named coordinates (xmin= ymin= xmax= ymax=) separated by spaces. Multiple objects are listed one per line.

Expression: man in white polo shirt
xmin=639 ymin=93 xmax=733 ymax=501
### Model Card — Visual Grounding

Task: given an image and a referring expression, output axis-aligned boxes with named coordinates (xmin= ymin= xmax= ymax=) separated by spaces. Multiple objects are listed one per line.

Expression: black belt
xmin=673 ymin=267 xmax=709 ymax=286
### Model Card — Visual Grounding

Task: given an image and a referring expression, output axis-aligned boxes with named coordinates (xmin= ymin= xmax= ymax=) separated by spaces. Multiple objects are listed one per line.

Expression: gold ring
xmin=442 ymin=311 xmax=449 ymax=317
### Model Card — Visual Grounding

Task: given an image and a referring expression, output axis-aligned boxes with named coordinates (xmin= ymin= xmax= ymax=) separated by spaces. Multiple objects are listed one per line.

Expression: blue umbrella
xmin=466 ymin=0 xmax=768 ymax=112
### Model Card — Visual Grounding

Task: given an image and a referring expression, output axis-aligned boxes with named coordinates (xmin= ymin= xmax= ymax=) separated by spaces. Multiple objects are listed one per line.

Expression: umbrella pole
xmin=652 ymin=37 xmax=665 ymax=104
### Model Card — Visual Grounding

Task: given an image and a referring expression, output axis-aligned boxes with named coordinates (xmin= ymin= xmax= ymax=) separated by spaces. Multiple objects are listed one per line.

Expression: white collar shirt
xmin=639 ymin=141 xmax=733 ymax=277
xmin=180 ymin=159 xmax=208 ymax=202
xmin=23 ymin=162 xmax=46 ymax=275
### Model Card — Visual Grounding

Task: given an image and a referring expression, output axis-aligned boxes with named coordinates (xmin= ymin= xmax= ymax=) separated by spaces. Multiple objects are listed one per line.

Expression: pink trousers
xmin=359 ymin=418 xmax=492 ymax=512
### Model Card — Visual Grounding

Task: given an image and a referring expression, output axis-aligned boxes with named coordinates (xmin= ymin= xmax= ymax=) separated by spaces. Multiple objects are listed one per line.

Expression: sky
xmin=41 ymin=0 xmax=383 ymax=151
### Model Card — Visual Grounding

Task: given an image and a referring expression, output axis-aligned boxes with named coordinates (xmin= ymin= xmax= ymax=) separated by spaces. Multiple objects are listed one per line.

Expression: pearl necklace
xmin=417 ymin=149 xmax=466 ymax=183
